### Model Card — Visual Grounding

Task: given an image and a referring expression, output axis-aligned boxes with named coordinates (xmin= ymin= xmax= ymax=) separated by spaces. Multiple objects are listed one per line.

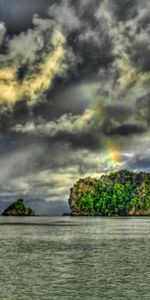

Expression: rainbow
xmin=105 ymin=138 xmax=121 ymax=167
xmin=79 ymin=82 xmax=121 ymax=168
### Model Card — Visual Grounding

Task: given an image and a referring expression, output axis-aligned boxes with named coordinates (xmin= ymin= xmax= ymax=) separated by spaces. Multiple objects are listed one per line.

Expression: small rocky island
xmin=69 ymin=169 xmax=150 ymax=216
xmin=2 ymin=199 xmax=35 ymax=216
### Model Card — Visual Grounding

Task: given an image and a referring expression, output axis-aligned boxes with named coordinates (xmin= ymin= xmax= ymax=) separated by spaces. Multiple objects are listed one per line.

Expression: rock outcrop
xmin=69 ymin=169 xmax=150 ymax=216
xmin=2 ymin=199 xmax=36 ymax=216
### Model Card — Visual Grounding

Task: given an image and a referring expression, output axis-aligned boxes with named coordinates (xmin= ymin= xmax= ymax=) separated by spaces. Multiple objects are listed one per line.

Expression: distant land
xmin=2 ymin=170 xmax=150 ymax=217
xmin=0 ymin=199 xmax=70 ymax=216
xmin=2 ymin=199 xmax=35 ymax=216
xmin=68 ymin=169 xmax=150 ymax=216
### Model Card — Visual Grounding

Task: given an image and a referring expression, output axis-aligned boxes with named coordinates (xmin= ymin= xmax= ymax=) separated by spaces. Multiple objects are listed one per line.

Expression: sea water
xmin=0 ymin=217 xmax=150 ymax=300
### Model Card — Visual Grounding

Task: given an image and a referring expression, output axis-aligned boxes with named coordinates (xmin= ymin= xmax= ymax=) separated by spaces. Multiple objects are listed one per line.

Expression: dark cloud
xmin=104 ymin=123 xmax=147 ymax=136
xmin=136 ymin=93 xmax=150 ymax=125
xmin=0 ymin=0 xmax=149 ymax=214
xmin=130 ymin=41 xmax=150 ymax=73
xmin=102 ymin=104 xmax=132 ymax=122
xmin=0 ymin=0 xmax=53 ymax=34
xmin=112 ymin=0 xmax=138 ymax=21
xmin=126 ymin=148 xmax=150 ymax=172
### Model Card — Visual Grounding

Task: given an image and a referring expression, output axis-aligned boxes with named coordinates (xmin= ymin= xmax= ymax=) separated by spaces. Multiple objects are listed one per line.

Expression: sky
xmin=0 ymin=0 xmax=150 ymax=214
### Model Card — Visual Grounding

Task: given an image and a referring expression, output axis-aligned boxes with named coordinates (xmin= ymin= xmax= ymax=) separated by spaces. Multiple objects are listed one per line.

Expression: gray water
xmin=0 ymin=217 xmax=150 ymax=300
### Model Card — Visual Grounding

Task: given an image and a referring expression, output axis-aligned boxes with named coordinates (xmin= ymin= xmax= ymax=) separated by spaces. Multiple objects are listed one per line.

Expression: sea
xmin=0 ymin=216 xmax=150 ymax=300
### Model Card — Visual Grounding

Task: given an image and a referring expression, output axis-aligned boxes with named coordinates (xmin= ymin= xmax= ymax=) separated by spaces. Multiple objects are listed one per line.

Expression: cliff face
xmin=2 ymin=199 xmax=35 ymax=216
xmin=69 ymin=170 xmax=150 ymax=216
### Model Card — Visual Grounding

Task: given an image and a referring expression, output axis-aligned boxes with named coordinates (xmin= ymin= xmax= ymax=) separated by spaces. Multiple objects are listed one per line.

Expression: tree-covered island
xmin=2 ymin=199 xmax=35 ymax=216
xmin=69 ymin=170 xmax=150 ymax=216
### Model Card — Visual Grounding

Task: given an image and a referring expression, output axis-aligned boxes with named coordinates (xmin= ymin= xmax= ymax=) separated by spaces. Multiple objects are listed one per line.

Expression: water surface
xmin=0 ymin=217 xmax=150 ymax=300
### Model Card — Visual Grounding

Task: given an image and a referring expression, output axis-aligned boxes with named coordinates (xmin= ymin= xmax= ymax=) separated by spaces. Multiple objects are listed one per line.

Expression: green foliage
xmin=69 ymin=169 xmax=150 ymax=216
xmin=11 ymin=199 xmax=28 ymax=215
xmin=79 ymin=194 xmax=95 ymax=213
xmin=2 ymin=199 xmax=35 ymax=216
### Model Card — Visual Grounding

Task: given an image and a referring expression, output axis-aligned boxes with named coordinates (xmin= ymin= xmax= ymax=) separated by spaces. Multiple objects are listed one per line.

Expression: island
xmin=2 ymin=199 xmax=36 ymax=216
xmin=69 ymin=169 xmax=150 ymax=216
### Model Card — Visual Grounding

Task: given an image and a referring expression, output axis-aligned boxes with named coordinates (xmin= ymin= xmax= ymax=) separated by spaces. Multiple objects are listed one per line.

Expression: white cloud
xmin=48 ymin=0 xmax=80 ymax=33
xmin=12 ymin=109 xmax=96 ymax=136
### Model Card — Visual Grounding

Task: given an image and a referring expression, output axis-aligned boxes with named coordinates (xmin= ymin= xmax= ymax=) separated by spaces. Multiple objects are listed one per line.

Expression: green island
xmin=2 ymin=199 xmax=35 ymax=216
xmin=69 ymin=169 xmax=150 ymax=216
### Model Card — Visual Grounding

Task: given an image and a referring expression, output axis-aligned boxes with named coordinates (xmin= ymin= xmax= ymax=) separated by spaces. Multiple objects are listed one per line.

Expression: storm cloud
xmin=0 ymin=0 xmax=149 ymax=214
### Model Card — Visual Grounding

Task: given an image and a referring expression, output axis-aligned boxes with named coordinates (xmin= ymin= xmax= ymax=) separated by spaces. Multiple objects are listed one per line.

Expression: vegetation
xmin=69 ymin=169 xmax=150 ymax=216
xmin=2 ymin=199 xmax=35 ymax=216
